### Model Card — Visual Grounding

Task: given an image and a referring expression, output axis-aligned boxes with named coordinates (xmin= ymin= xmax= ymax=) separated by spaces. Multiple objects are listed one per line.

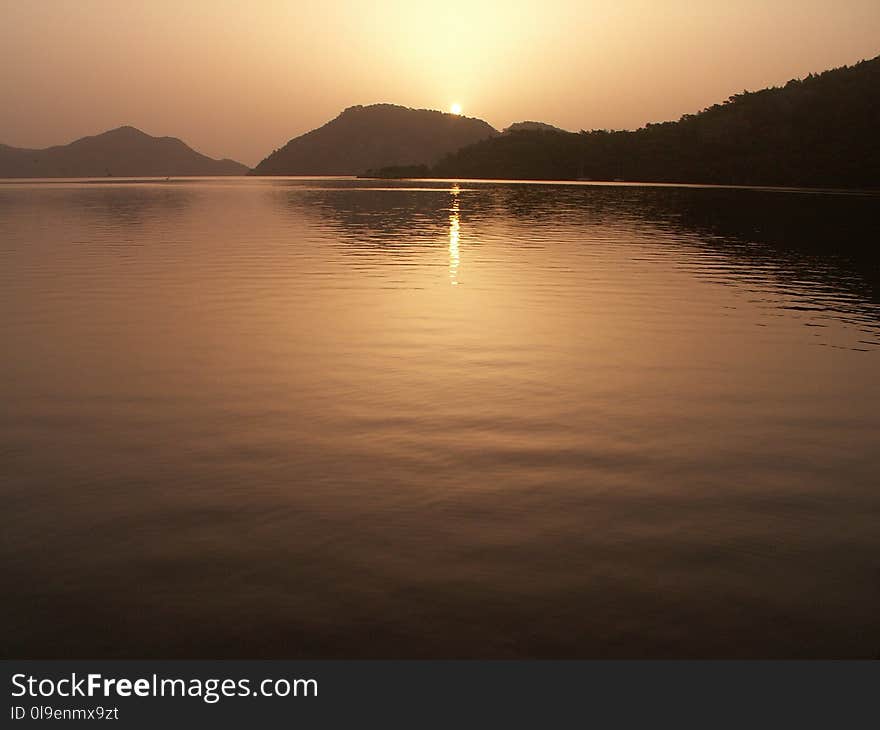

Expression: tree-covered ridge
xmin=429 ymin=55 xmax=880 ymax=188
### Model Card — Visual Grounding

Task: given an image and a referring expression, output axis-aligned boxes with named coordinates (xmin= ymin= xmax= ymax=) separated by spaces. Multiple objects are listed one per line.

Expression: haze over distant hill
xmin=251 ymin=104 xmax=498 ymax=176
xmin=422 ymin=55 xmax=880 ymax=188
xmin=503 ymin=121 xmax=568 ymax=134
xmin=0 ymin=126 xmax=249 ymax=177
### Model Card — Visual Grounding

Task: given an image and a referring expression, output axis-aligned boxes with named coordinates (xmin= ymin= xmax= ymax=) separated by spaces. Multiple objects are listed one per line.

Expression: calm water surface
xmin=2 ymin=178 xmax=878 ymax=657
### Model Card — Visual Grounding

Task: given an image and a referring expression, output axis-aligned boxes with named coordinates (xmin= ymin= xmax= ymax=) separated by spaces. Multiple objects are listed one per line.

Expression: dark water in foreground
xmin=1 ymin=178 xmax=879 ymax=658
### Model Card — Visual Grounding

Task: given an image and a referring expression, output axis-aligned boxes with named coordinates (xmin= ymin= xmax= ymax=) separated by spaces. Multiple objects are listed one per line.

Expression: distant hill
xmin=429 ymin=55 xmax=880 ymax=188
xmin=251 ymin=104 xmax=498 ymax=176
xmin=0 ymin=126 xmax=249 ymax=177
xmin=504 ymin=121 xmax=567 ymax=134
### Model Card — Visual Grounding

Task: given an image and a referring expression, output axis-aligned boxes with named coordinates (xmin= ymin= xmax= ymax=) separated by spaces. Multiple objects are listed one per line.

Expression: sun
xmin=449 ymin=103 xmax=462 ymax=116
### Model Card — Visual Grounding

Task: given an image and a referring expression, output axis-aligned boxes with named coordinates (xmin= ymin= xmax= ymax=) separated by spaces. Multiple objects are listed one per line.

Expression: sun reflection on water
xmin=448 ymin=185 xmax=460 ymax=286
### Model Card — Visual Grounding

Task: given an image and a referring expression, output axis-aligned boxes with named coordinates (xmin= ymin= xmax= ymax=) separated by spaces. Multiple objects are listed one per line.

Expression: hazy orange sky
xmin=2 ymin=0 xmax=879 ymax=166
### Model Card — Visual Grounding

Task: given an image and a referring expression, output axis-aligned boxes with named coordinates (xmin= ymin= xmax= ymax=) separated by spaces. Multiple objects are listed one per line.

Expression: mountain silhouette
xmin=0 ymin=126 xmax=249 ymax=177
xmin=420 ymin=55 xmax=879 ymax=188
xmin=504 ymin=121 xmax=567 ymax=134
xmin=251 ymin=104 xmax=497 ymax=176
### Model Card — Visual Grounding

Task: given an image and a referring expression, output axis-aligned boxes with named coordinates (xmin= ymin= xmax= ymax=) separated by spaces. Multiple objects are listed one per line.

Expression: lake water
xmin=2 ymin=177 xmax=878 ymax=658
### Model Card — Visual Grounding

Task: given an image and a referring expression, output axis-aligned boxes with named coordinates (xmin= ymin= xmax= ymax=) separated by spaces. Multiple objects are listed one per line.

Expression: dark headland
xmin=374 ymin=55 xmax=880 ymax=189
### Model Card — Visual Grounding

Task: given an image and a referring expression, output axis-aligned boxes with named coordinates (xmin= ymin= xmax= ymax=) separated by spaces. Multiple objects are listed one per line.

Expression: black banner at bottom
xmin=3 ymin=660 xmax=877 ymax=727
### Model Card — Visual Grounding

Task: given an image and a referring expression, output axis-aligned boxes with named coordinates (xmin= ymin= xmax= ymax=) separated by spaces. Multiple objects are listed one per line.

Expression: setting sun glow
xmin=450 ymin=103 xmax=462 ymax=116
